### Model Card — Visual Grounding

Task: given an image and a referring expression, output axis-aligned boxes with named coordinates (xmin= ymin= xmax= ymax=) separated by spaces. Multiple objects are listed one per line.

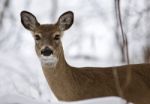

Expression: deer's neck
xmin=41 ymin=46 xmax=75 ymax=100
xmin=55 ymin=47 xmax=69 ymax=71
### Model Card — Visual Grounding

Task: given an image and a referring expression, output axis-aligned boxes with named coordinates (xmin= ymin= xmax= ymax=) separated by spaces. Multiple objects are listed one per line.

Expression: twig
xmin=113 ymin=0 xmax=131 ymax=102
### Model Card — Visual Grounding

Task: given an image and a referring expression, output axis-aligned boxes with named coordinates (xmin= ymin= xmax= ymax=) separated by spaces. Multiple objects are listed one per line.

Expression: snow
xmin=0 ymin=93 xmax=126 ymax=104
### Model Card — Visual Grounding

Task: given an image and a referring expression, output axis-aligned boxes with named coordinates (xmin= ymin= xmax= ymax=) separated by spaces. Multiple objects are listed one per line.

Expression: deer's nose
xmin=41 ymin=47 xmax=53 ymax=56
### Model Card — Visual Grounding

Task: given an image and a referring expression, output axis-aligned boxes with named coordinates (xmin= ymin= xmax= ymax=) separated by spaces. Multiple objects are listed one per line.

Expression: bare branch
xmin=113 ymin=0 xmax=131 ymax=102
xmin=0 ymin=0 xmax=9 ymax=28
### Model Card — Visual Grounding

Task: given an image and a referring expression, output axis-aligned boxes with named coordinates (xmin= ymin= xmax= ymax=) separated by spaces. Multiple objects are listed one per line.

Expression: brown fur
xmin=20 ymin=11 xmax=150 ymax=104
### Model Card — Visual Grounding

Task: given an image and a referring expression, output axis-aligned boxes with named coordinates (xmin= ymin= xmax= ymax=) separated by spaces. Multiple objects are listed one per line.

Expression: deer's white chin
xmin=40 ymin=55 xmax=58 ymax=67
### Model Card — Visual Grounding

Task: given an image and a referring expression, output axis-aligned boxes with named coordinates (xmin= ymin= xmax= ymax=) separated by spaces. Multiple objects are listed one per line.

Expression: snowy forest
xmin=0 ymin=0 xmax=150 ymax=104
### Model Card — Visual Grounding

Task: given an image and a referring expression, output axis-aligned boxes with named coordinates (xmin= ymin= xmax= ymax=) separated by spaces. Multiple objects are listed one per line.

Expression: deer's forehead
xmin=35 ymin=24 xmax=60 ymax=35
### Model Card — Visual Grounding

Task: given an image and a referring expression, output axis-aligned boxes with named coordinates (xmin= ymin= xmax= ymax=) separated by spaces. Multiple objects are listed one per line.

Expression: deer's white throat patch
xmin=40 ymin=55 xmax=58 ymax=67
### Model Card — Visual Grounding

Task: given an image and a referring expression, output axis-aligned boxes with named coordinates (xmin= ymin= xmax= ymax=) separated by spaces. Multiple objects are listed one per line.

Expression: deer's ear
xmin=20 ymin=11 xmax=40 ymax=31
xmin=57 ymin=11 xmax=74 ymax=31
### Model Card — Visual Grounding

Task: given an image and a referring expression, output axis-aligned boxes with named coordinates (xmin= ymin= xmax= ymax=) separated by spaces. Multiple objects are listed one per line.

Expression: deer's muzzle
xmin=41 ymin=47 xmax=53 ymax=56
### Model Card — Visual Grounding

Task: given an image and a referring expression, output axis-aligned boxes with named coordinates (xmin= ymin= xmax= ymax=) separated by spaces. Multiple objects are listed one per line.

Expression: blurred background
xmin=0 ymin=0 xmax=150 ymax=103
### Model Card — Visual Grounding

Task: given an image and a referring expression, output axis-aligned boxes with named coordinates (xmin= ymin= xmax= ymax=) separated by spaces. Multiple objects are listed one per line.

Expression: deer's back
xmin=47 ymin=64 xmax=150 ymax=103
xmin=77 ymin=64 xmax=150 ymax=104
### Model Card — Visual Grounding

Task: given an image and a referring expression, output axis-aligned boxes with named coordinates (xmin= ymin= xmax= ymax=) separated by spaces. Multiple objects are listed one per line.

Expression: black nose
xmin=41 ymin=47 xmax=53 ymax=56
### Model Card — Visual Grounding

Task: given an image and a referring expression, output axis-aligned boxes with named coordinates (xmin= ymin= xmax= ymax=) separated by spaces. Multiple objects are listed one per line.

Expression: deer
xmin=20 ymin=10 xmax=150 ymax=104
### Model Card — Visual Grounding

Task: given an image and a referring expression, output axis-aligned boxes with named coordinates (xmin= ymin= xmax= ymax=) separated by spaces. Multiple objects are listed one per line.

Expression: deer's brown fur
xmin=20 ymin=11 xmax=150 ymax=104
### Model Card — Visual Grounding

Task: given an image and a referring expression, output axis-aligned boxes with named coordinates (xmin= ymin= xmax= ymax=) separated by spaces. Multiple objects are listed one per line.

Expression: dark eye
xmin=35 ymin=35 xmax=41 ymax=41
xmin=54 ymin=35 xmax=60 ymax=40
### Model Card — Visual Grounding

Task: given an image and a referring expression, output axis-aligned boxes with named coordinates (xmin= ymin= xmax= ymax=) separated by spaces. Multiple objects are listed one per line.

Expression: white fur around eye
xmin=35 ymin=35 xmax=41 ymax=40
xmin=53 ymin=32 xmax=61 ymax=41
xmin=31 ymin=33 xmax=42 ymax=42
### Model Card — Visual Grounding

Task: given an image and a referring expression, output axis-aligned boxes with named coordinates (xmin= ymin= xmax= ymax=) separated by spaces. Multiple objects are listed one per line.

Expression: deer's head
xmin=20 ymin=11 xmax=74 ymax=67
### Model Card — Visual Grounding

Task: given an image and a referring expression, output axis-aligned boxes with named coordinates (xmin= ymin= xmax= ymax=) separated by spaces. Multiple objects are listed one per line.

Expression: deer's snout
xmin=41 ymin=47 xmax=53 ymax=56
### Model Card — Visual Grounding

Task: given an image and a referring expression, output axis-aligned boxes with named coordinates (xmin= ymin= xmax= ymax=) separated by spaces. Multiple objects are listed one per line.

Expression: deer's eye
xmin=35 ymin=35 xmax=41 ymax=41
xmin=54 ymin=35 xmax=60 ymax=40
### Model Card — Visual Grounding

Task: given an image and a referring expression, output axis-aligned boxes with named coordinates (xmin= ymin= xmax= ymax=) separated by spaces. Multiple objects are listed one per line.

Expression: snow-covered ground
xmin=0 ymin=94 xmax=126 ymax=104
